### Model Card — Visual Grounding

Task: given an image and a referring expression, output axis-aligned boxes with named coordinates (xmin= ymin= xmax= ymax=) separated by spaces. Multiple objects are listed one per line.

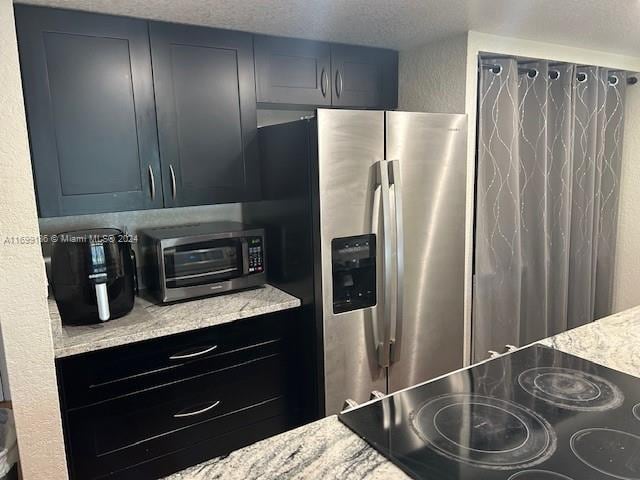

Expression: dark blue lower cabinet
xmin=57 ymin=308 xmax=313 ymax=479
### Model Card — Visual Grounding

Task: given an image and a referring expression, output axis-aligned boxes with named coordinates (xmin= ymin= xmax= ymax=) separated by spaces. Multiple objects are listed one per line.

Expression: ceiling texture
xmin=17 ymin=0 xmax=640 ymax=56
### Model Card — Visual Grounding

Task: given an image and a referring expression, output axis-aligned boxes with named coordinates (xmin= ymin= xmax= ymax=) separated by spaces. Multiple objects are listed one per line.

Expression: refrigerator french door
xmin=317 ymin=109 xmax=467 ymax=414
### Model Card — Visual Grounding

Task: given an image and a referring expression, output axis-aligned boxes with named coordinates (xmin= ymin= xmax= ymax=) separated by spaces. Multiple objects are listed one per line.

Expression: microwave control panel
xmin=247 ymin=237 xmax=264 ymax=274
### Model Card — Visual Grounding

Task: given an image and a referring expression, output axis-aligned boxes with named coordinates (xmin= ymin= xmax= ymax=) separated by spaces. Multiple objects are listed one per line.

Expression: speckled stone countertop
xmin=165 ymin=305 xmax=640 ymax=480
xmin=538 ymin=305 xmax=640 ymax=377
xmin=49 ymin=285 xmax=301 ymax=358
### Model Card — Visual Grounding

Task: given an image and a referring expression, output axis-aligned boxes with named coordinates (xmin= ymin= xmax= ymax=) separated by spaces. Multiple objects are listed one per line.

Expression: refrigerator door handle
xmin=388 ymin=159 xmax=404 ymax=363
xmin=370 ymin=170 xmax=385 ymax=367
xmin=375 ymin=159 xmax=393 ymax=368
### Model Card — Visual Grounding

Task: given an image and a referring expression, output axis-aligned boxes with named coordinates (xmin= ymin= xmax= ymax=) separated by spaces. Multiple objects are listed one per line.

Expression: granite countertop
xmin=49 ymin=285 xmax=301 ymax=358
xmin=166 ymin=305 xmax=640 ymax=480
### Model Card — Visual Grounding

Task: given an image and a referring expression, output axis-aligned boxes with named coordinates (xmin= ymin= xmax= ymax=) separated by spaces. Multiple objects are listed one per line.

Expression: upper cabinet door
xmin=150 ymin=22 xmax=259 ymax=207
xmin=15 ymin=6 xmax=163 ymax=217
xmin=254 ymin=36 xmax=331 ymax=106
xmin=330 ymin=45 xmax=398 ymax=109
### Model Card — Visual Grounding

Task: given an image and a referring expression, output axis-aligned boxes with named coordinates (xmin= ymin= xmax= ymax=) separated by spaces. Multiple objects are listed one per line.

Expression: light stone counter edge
xmin=165 ymin=304 xmax=640 ymax=480
xmin=49 ymin=284 xmax=301 ymax=358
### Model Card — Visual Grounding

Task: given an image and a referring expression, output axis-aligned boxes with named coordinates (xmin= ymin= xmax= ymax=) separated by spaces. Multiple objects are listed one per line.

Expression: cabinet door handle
xmin=169 ymin=164 xmax=177 ymax=200
xmin=173 ymin=400 xmax=221 ymax=418
xmin=169 ymin=344 xmax=218 ymax=360
xmin=335 ymin=70 xmax=343 ymax=98
xmin=320 ymin=68 xmax=328 ymax=97
xmin=148 ymin=165 xmax=156 ymax=200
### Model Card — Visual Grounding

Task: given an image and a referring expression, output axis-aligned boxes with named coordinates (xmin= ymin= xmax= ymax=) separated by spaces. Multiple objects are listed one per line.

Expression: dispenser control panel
xmin=331 ymin=234 xmax=376 ymax=314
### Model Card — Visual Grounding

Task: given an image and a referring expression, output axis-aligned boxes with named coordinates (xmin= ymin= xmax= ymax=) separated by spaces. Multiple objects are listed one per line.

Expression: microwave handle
xmin=241 ymin=239 xmax=250 ymax=275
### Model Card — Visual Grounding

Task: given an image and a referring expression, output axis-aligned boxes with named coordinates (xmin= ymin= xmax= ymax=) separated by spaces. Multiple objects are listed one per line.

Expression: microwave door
xmin=164 ymin=240 xmax=243 ymax=288
xmin=170 ymin=267 xmax=238 ymax=281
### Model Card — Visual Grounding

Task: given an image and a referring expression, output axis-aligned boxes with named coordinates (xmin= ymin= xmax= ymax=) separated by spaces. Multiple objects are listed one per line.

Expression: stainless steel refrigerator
xmin=245 ymin=109 xmax=468 ymax=416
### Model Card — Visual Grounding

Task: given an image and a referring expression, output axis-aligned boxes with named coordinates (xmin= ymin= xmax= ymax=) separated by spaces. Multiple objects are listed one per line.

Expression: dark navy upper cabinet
xmin=16 ymin=6 xmax=397 ymax=217
xmin=15 ymin=6 xmax=163 ymax=217
xmin=254 ymin=36 xmax=398 ymax=109
xmin=254 ymin=35 xmax=332 ymax=106
xmin=330 ymin=44 xmax=398 ymax=109
xmin=150 ymin=22 xmax=260 ymax=207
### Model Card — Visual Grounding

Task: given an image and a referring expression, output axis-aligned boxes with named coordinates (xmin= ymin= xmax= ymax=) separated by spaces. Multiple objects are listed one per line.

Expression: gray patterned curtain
xmin=473 ymin=57 xmax=627 ymax=362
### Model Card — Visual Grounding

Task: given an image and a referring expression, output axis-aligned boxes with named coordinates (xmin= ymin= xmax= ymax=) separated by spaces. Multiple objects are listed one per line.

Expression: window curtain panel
xmin=473 ymin=57 xmax=627 ymax=362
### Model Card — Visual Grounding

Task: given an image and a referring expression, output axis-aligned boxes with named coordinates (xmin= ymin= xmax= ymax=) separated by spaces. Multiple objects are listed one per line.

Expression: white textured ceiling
xmin=16 ymin=0 xmax=640 ymax=56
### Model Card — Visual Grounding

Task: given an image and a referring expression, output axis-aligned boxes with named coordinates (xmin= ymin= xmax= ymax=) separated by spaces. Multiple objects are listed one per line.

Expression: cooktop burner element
xmin=570 ymin=428 xmax=640 ymax=479
xmin=410 ymin=393 xmax=556 ymax=470
xmin=339 ymin=346 xmax=640 ymax=479
xmin=508 ymin=470 xmax=574 ymax=479
xmin=518 ymin=367 xmax=624 ymax=411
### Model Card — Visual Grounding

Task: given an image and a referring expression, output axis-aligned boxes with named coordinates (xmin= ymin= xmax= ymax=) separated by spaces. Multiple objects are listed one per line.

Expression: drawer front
xmin=66 ymin=353 xmax=290 ymax=479
xmin=105 ymin=414 xmax=293 ymax=479
xmin=58 ymin=311 xmax=292 ymax=409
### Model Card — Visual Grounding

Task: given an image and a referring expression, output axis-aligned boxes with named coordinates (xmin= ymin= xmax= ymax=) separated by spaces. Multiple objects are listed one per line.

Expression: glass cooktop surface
xmin=339 ymin=345 xmax=640 ymax=480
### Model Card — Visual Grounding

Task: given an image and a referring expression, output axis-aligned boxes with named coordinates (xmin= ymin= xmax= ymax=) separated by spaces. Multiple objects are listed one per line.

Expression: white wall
xmin=613 ymin=86 xmax=640 ymax=310
xmin=398 ymin=33 xmax=468 ymax=113
xmin=0 ymin=337 xmax=8 ymax=400
xmin=0 ymin=0 xmax=68 ymax=477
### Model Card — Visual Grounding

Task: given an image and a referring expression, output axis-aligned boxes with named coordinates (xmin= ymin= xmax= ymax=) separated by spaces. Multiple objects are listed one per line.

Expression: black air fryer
xmin=50 ymin=228 xmax=136 ymax=325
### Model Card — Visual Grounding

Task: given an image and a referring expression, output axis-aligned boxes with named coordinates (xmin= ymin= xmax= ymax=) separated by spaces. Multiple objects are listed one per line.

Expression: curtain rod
xmin=479 ymin=62 xmax=638 ymax=85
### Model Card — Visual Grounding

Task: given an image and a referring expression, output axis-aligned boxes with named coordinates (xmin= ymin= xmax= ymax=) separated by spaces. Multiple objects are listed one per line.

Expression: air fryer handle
xmin=130 ymin=248 xmax=139 ymax=296
xmin=95 ymin=283 xmax=110 ymax=321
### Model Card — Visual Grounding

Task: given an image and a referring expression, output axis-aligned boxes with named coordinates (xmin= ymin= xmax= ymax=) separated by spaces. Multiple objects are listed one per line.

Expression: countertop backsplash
xmin=39 ymin=203 xmax=243 ymax=293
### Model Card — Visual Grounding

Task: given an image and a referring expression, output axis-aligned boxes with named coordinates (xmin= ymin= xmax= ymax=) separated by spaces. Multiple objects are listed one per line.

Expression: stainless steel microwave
xmin=139 ymin=222 xmax=266 ymax=303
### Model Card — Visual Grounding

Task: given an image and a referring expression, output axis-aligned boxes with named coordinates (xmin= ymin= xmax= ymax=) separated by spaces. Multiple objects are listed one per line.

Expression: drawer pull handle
xmin=169 ymin=345 xmax=218 ymax=360
xmin=173 ymin=400 xmax=221 ymax=418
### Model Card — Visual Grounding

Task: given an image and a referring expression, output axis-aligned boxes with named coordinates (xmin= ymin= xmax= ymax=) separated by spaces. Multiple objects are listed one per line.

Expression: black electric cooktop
xmin=339 ymin=345 xmax=640 ymax=479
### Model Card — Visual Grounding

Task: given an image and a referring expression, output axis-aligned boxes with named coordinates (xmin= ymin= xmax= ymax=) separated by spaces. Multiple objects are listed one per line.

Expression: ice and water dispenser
xmin=331 ymin=234 xmax=376 ymax=313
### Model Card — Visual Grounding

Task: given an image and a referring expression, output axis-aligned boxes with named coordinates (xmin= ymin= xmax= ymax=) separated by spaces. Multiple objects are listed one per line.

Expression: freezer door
xmin=385 ymin=111 xmax=467 ymax=393
xmin=317 ymin=109 xmax=387 ymax=414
